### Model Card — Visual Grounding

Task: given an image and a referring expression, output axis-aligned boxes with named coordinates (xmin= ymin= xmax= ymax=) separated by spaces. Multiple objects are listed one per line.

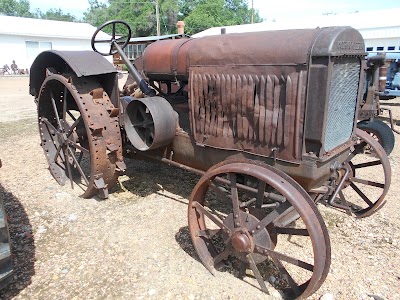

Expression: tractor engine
xmin=123 ymin=26 xmax=365 ymax=188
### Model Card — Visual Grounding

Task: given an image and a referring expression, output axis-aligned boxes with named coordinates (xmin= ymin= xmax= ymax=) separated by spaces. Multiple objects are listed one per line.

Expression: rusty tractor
xmin=0 ymin=159 xmax=13 ymax=290
xmin=29 ymin=21 xmax=392 ymax=299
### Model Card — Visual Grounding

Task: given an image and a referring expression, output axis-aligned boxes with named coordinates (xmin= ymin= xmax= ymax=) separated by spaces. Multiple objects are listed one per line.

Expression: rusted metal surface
xmin=37 ymin=72 xmax=125 ymax=198
xmin=189 ymin=69 xmax=306 ymax=161
xmin=123 ymin=96 xmax=177 ymax=150
xmin=29 ymin=50 xmax=118 ymax=98
xmin=140 ymin=27 xmax=365 ymax=164
xmin=188 ymin=160 xmax=331 ymax=299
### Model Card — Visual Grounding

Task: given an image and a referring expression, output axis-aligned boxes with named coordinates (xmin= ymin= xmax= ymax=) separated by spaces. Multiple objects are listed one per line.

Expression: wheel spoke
xmin=77 ymin=151 xmax=84 ymax=163
xmin=349 ymin=177 xmax=384 ymax=189
xmin=50 ymin=90 xmax=62 ymax=130
xmin=94 ymin=39 xmax=112 ymax=44
xmin=256 ymin=180 xmax=266 ymax=208
xmin=229 ymin=173 xmax=241 ymax=228
xmin=270 ymin=257 xmax=301 ymax=297
xmin=350 ymin=182 xmax=374 ymax=206
xmin=145 ymin=129 xmax=150 ymax=145
xmin=67 ymin=110 xmax=77 ymax=121
xmin=238 ymin=261 xmax=248 ymax=279
xmin=191 ymin=202 xmax=230 ymax=232
xmin=132 ymin=120 xmax=154 ymax=127
xmin=353 ymin=160 xmax=382 ymax=169
xmin=67 ymin=140 xmax=90 ymax=154
xmin=195 ymin=229 xmax=221 ymax=238
xmin=41 ymin=117 xmax=59 ymax=134
xmin=251 ymin=200 xmax=292 ymax=234
xmin=275 ymin=227 xmax=309 ymax=236
xmin=212 ymin=247 xmax=231 ymax=266
xmin=247 ymin=253 xmax=269 ymax=294
xmin=53 ymin=144 xmax=63 ymax=164
xmin=66 ymin=116 xmax=82 ymax=138
xmin=64 ymin=149 xmax=74 ymax=189
xmin=67 ymin=146 xmax=89 ymax=185
xmin=138 ymin=105 xmax=147 ymax=118
xmin=210 ymin=180 xmax=232 ymax=205
xmin=256 ymin=245 xmax=314 ymax=271
xmin=63 ymin=85 xmax=68 ymax=120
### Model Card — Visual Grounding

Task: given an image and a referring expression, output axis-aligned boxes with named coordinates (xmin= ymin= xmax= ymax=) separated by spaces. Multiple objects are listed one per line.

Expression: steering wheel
xmin=91 ymin=20 xmax=132 ymax=56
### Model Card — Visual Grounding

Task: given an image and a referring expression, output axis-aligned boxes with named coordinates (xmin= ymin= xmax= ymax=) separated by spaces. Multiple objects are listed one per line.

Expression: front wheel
xmin=188 ymin=160 xmax=331 ymax=299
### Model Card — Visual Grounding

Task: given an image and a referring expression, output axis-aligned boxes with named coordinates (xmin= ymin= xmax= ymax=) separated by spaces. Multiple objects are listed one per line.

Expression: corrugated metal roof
xmin=0 ymin=15 xmax=109 ymax=39
xmin=193 ymin=8 xmax=400 ymax=39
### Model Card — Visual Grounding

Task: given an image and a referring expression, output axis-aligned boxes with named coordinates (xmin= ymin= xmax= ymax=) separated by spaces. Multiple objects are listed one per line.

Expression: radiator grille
xmin=324 ymin=61 xmax=360 ymax=151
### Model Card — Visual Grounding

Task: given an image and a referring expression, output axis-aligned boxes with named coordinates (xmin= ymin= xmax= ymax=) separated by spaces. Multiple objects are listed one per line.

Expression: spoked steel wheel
xmin=337 ymin=128 xmax=391 ymax=218
xmin=188 ymin=160 xmax=331 ymax=299
xmin=37 ymin=73 xmax=125 ymax=198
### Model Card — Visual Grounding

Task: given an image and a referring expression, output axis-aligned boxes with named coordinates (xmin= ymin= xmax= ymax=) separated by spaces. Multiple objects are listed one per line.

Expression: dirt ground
xmin=0 ymin=76 xmax=399 ymax=300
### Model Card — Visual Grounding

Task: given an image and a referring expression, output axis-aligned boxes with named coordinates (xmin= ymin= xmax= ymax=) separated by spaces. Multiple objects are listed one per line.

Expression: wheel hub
xmin=231 ymin=231 xmax=251 ymax=252
xmin=223 ymin=211 xmax=273 ymax=263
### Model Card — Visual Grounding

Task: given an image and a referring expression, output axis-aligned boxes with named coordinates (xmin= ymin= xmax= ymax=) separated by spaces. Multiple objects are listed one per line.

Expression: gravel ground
xmin=0 ymin=77 xmax=399 ymax=300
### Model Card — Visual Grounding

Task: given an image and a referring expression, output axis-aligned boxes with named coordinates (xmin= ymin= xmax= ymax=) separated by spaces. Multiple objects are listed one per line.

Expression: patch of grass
xmin=0 ymin=118 xmax=37 ymax=138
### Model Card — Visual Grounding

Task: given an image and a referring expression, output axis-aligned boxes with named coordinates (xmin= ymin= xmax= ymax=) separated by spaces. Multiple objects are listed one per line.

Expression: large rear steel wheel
xmin=37 ymin=73 xmax=125 ymax=198
xmin=188 ymin=160 xmax=331 ymax=299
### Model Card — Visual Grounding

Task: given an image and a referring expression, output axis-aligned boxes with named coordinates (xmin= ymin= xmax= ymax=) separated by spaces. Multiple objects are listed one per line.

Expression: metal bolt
xmin=234 ymin=214 xmax=239 ymax=219
xmin=256 ymin=225 xmax=260 ymax=229
xmin=251 ymin=230 xmax=255 ymax=234
xmin=235 ymin=222 xmax=240 ymax=227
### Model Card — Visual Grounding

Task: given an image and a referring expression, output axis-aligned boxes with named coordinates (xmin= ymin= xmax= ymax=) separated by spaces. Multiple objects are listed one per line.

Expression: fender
xmin=29 ymin=50 xmax=118 ymax=102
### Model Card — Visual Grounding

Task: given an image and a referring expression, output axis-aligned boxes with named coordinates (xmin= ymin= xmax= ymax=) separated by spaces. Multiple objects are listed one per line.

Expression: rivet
xmin=256 ymin=225 xmax=260 ymax=229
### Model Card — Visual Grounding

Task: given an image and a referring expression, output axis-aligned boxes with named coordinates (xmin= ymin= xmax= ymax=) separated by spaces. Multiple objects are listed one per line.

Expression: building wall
xmin=0 ymin=34 xmax=111 ymax=70
xmin=363 ymin=37 xmax=400 ymax=53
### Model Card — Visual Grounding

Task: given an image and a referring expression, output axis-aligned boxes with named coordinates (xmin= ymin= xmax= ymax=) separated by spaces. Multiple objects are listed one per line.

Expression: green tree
xmin=83 ymin=0 xmax=261 ymax=36
xmin=0 ymin=0 xmax=33 ymax=17
xmin=84 ymin=0 xmax=179 ymax=37
xmin=38 ymin=8 xmax=77 ymax=22
xmin=183 ymin=0 xmax=261 ymax=35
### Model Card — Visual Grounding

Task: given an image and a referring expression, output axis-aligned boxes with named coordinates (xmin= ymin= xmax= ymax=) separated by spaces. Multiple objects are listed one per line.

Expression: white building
xmin=0 ymin=16 xmax=111 ymax=70
xmin=192 ymin=8 xmax=400 ymax=54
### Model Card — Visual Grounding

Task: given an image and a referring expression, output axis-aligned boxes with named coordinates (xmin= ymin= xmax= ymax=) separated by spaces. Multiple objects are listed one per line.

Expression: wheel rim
xmin=188 ymin=161 xmax=331 ymax=299
xmin=38 ymin=74 xmax=124 ymax=198
xmin=91 ymin=20 xmax=132 ymax=56
xmin=339 ymin=128 xmax=391 ymax=217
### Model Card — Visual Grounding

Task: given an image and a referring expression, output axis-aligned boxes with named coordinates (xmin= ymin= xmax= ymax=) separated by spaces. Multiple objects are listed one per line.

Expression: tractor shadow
xmin=0 ymin=184 xmax=36 ymax=300
xmin=113 ymin=157 xmax=199 ymax=201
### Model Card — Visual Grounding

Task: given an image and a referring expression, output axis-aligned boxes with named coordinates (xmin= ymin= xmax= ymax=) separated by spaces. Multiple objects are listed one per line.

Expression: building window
xmin=26 ymin=41 xmax=52 ymax=58
xmin=388 ymin=46 xmax=395 ymax=51
xmin=124 ymin=44 xmax=147 ymax=60
xmin=376 ymin=46 xmax=384 ymax=51
xmin=366 ymin=47 xmax=373 ymax=51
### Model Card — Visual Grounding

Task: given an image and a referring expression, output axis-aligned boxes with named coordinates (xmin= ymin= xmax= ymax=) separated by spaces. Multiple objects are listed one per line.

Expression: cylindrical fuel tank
xmin=141 ymin=27 xmax=365 ymax=81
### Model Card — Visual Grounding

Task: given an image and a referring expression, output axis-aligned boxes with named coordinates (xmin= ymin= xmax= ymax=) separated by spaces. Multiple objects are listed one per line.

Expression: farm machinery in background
xmin=357 ymin=53 xmax=398 ymax=155
xmin=29 ymin=21 xmax=392 ymax=299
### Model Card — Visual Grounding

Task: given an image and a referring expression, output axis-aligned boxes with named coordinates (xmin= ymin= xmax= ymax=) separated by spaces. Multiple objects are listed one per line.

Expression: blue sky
xmin=28 ymin=0 xmax=400 ymax=21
